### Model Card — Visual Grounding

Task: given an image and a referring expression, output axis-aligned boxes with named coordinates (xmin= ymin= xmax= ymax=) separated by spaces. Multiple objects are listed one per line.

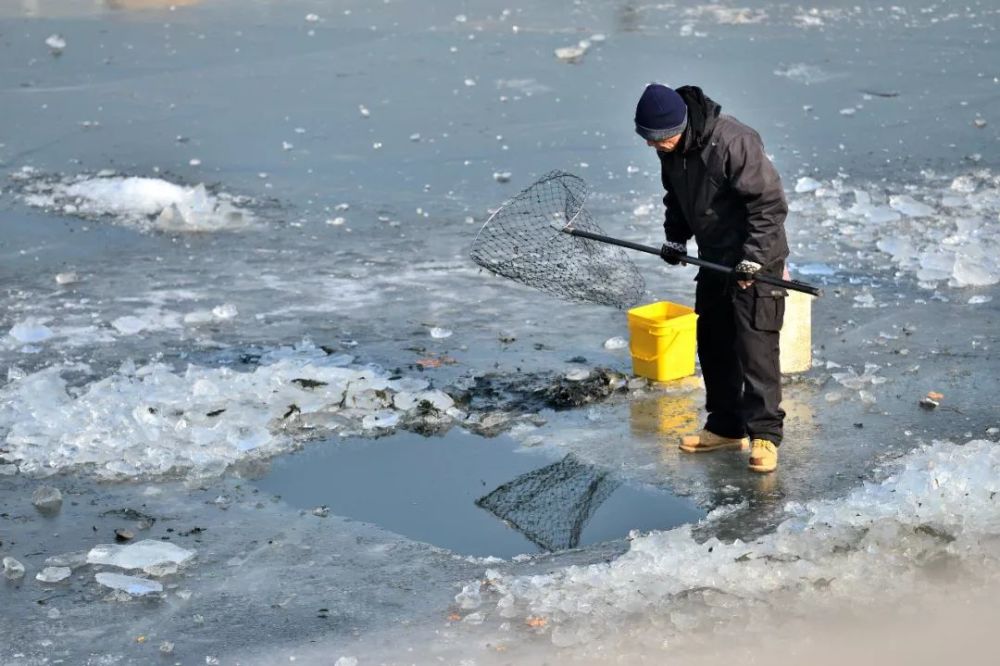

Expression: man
xmin=634 ymin=83 xmax=788 ymax=473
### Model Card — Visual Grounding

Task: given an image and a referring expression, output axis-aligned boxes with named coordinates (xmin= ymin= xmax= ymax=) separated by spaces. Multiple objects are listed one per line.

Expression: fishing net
xmin=470 ymin=171 xmax=646 ymax=309
xmin=476 ymin=454 xmax=620 ymax=552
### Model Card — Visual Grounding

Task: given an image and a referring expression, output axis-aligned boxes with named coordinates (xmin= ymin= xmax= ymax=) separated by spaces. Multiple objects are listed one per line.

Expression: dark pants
xmin=694 ymin=270 xmax=785 ymax=445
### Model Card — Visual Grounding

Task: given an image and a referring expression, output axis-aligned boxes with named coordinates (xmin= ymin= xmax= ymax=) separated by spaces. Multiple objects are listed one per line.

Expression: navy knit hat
xmin=634 ymin=84 xmax=688 ymax=141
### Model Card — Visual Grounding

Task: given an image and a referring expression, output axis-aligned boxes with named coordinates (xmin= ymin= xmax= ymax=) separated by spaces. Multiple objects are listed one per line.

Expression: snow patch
xmin=13 ymin=171 xmax=256 ymax=233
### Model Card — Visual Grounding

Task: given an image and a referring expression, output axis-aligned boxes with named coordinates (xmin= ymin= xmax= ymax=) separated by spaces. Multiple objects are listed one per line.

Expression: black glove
xmin=734 ymin=259 xmax=762 ymax=283
xmin=660 ymin=241 xmax=687 ymax=266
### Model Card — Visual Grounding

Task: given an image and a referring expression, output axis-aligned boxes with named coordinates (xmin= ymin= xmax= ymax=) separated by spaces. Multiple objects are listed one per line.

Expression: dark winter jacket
xmin=658 ymin=86 xmax=789 ymax=270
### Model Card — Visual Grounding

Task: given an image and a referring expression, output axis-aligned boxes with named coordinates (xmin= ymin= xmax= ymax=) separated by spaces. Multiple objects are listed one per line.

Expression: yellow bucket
xmin=780 ymin=290 xmax=813 ymax=374
xmin=626 ymin=301 xmax=698 ymax=382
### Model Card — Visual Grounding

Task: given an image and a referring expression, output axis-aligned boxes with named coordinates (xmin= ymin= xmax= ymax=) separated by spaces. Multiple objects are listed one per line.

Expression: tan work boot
xmin=748 ymin=439 xmax=778 ymax=473
xmin=679 ymin=429 xmax=750 ymax=453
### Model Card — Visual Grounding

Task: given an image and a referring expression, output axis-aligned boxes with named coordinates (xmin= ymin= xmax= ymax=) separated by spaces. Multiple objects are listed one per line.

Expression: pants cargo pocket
xmin=752 ymin=284 xmax=786 ymax=332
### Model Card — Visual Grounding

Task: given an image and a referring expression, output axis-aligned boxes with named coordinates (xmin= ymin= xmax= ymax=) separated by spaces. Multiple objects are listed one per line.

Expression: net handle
xmin=564 ymin=228 xmax=823 ymax=297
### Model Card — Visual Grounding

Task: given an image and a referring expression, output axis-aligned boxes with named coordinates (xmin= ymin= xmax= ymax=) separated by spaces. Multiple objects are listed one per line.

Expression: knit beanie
xmin=634 ymin=84 xmax=688 ymax=141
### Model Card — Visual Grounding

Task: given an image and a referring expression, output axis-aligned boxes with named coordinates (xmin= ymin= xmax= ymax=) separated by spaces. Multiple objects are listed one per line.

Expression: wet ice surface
xmin=1 ymin=0 xmax=999 ymax=663
xmin=253 ymin=429 xmax=703 ymax=558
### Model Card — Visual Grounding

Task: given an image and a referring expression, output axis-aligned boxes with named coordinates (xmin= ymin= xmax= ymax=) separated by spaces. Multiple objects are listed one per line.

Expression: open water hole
xmin=254 ymin=429 xmax=704 ymax=559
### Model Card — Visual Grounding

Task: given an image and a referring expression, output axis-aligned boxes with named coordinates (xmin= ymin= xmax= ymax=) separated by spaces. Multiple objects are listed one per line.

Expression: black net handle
xmin=565 ymin=228 xmax=823 ymax=297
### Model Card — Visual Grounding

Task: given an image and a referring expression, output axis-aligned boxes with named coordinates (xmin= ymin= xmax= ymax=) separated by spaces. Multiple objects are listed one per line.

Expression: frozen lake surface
xmin=1 ymin=0 xmax=999 ymax=664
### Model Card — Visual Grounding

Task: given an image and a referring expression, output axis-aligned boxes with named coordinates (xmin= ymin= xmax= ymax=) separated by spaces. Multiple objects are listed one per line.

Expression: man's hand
xmin=734 ymin=259 xmax=762 ymax=289
xmin=660 ymin=241 xmax=687 ymax=266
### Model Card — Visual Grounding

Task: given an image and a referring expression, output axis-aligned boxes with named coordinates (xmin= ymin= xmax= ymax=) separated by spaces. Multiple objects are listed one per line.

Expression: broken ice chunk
xmin=555 ymin=44 xmax=588 ymax=62
xmin=32 ymin=485 xmax=63 ymax=512
xmin=36 ymin=567 xmax=71 ymax=583
xmin=565 ymin=368 xmax=590 ymax=381
xmin=3 ymin=557 xmax=25 ymax=579
xmin=388 ymin=377 xmax=429 ymax=393
xmin=95 ymin=572 xmax=162 ymax=596
xmin=493 ymin=171 xmax=512 ymax=183
xmin=45 ymin=34 xmax=66 ymax=55
xmin=915 ymin=249 xmax=955 ymax=283
xmin=8 ymin=321 xmax=53 ymax=343
xmin=429 ymin=327 xmax=453 ymax=339
xmin=211 ymin=303 xmax=238 ymax=320
xmin=55 ymin=271 xmax=80 ymax=285
xmin=950 ymin=176 xmax=977 ymax=193
xmin=603 ymin=337 xmax=627 ymax=350
xmin=794 ymin=177 xmax=822 ymax=193
xmin=87 ymin=540 xmax=195 ymax=570
xmin=951 ymin=246 xmax=998 ymax=286
xmin=889 ymin=195 xmax=934 ymax=217
xmin=421 ymin=390 xmax=455 ymax=411
xmin=876 ymin=237 xmax=917 ymax=263
xmin=45 ymin=551 xmax=88 ymax=569
xmin=456 ymin=582 xmax=483 ymax=609
xmin=362 ymin=411 xmax=402 ymax=430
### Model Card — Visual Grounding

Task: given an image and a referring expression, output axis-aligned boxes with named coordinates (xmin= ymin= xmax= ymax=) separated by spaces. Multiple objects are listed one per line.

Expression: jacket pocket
xmin=752 ymin=283 xmax=786 ymax=332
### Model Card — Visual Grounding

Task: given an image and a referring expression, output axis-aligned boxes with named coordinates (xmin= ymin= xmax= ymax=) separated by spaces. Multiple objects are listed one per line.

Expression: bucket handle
xmin=629 ymin=330 xmax=681 ymax=362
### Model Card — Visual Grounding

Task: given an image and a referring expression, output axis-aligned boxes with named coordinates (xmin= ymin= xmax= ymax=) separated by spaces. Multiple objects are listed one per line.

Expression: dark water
xmin=253 ymin=429 xmax=703 ymax=558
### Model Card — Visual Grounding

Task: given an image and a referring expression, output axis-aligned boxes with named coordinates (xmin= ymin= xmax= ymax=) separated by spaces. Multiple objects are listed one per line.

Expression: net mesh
xmin=475 ymin=455 xmax=619 ymax=552
xmin=470 ymin=171 xmax=646 ymax=309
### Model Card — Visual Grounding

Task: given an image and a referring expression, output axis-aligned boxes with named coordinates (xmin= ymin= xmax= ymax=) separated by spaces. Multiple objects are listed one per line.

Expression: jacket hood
xmin=676 ymin=86 xmax=721 ymax=154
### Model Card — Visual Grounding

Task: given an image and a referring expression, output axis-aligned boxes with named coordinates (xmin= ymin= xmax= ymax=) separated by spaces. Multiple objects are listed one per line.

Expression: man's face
xmin=647 ymin=134 xmax=682 ymax=153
